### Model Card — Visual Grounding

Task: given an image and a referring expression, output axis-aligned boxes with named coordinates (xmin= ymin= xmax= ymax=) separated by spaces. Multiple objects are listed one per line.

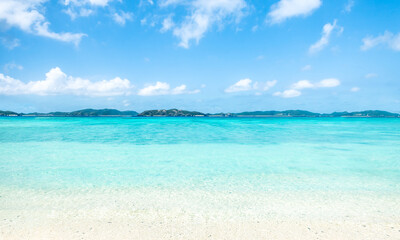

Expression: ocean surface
xmin=1 ymin=117 xmax=399 ymax=193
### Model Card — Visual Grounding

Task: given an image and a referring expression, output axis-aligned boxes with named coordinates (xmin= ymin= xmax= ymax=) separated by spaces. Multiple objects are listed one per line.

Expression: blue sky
xmin=0 ymin=0 xmax=399 ymax=113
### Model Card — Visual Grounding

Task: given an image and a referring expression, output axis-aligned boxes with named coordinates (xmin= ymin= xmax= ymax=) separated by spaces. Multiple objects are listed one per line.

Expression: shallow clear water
xmin=0 ymin=117 xmax=399 ymax=193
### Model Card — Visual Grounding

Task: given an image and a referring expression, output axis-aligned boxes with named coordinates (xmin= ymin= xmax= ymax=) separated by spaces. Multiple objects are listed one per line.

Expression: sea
xmin=0 ymin=117 xmax=399 ymax=192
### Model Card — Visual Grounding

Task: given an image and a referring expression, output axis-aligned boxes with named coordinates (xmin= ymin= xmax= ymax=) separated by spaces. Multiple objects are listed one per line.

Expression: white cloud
xmin=301 ymin=64 xmax=312 ymax=71
xmin=365 ymin=73 xmax=378 ymax=79
xmin=0 ymin=67 xmax=200 ymax=97
xmin=225 ymin=78 xmax=253 ymax=93
xmin=64 ymin=7 xmax=93 ymax=20
xmin=113 ymin=11 xmax=133 ymax=26
xmin=63 ymin=0 xmax=116 ymax=20
xmin=273 ymin=89 xmax=301 ymax=98
xmin=159 ymin=0 xmax=186 ymax=8
xmin=315 ymin=78 xmax=340 ymax=87
xmin=35 ymin=22 xmax=86 ymax=45
xmin=291 ymin=80 xmax=314 ymax=89
xmin=171 ymin=84 xmax=187 ymax=94
xmin=267 ymin=0 xmax=322 ymax=24
xmin=0 ymin=0 xmax=44 ymax=31
xmin=275 ymin=78 xmax=340 ymax=98
xmin=361 ymin=31 xmax=400 ymax=51
xmin=64 ymin=0 xmax=113 ymax=7
xmin=164 ymin=0 xmax=247 ymax=48
xmin=138 ymin=81 xmax=200 ymax=96
xmin=309 ymin=20 xmax=343 ymax=54
xmin=225 ymin=78 xmax=277 ymax=93
xmin=343 ymin=0 xmax=354 ymax=13
xmin=0 ymin=0 xmax=86 ymax=45
xmin=351 ymin=87 xmax=360 ymax=92
xmin=88 ymin=0 xmax=112 ymax=6
xmin=138 ymin=82 xmax=171 ymax=96
xmin=292 ymin=78 xmax=340 ymax=89
xmin=161 ymin=16 xmax=174 ymax=32
xmin=0 ymin=67 xmax=132 ymax=96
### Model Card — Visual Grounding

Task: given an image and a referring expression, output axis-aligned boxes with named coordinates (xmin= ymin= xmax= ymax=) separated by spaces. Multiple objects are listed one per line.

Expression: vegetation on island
xmin=65 ymin=109 xmax=138 ymax=117
xmin=138 ymin=109 xmax=205 ymax=117
xmin=234 ymin=110 xmax=320 ymax=117
xmin=233 ymin=110 xmax=399 ymax=118
xmin=322 ymin=110 xmax=400 ymax=118
xmin=0 ymin=109 xmax=399 ymax=118
xmin=14 ymin=109 xmax=138 ymax=117
xmin=0 ymin=110 xmax=19 ymax=116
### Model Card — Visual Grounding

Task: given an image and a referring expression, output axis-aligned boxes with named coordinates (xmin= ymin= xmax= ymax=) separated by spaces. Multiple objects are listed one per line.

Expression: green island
xmin=1 ymin=109 xmax=399 ymax=118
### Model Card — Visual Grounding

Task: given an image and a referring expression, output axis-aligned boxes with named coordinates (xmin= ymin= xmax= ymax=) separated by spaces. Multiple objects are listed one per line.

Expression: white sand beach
xmin=1 ymin=187 xmax=399 ymax=240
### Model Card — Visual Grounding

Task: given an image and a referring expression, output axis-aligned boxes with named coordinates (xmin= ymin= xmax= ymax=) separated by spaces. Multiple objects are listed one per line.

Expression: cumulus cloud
xmin=138 ymin=81 xmax=200 ymax=96
xmin=291 ymin=78 xmax=340 ymax=89
xmin=273 ymin=89 xmax=301 ymax=98
xmin=161 ymin=0 xmax=247 ymax=48
xmin=274 ymin=78 xmax=340 ymax=98
xmin=267 ymin=0 xmax=322 ymax=24
xmin=171 ymin=84 xmax=187 ymax=94
xmin=309 ymin=20 xmax=343 ymax=54
xmin=138 ymin=82 xmax=170 ymax=96
xmin=0 ymin=67 xmax=132 ymax=96
xmin=315 ymin=78 xmax=340 ymax=87
xmin=225 ymin=78 xmax=253 ymax=93
xmin=225 ymin=79 xmax=277 ymax=93
xmin=113 ymin=11 xmax=133 ymax=26
xmin=361 ymin=31 xmax=400 ymax=51
xmin=291 ymin=80 xmax=314 ymax=89
xmin=0 ymin=0 xmax=86 ymax=45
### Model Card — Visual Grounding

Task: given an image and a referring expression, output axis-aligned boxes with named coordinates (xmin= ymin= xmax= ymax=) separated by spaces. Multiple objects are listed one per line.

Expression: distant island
xmin=139 ymin=109 xmax=205 ymax=117
xmin=0 ymin=109 xmax=138 ymax=117
xmin=0 ymin=109 xmax=399 ymax=118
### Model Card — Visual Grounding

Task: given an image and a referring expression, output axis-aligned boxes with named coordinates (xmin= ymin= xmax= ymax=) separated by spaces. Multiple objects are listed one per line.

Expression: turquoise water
xmin=0 ymin=117 xmax=399 ymax=193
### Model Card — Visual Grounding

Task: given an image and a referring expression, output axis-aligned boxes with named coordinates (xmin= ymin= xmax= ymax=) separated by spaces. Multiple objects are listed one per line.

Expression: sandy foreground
xmin=1 ymin=187 xmax=400 ymax=240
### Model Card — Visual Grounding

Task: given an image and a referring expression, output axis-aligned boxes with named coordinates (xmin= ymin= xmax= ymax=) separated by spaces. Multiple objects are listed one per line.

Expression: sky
xmin=0 ymin=0 xmax=399 ymax=113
